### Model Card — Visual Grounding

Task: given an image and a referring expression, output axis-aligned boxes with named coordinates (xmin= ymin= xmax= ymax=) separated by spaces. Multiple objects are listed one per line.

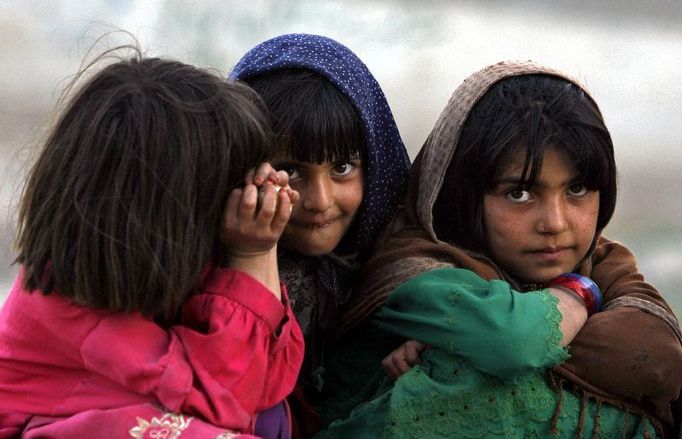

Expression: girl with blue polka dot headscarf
xmin=230 ymin=33 xmax=410 ymax=432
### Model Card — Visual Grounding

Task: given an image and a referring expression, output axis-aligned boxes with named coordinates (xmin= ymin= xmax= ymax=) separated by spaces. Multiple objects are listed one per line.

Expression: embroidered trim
xmin=541 ymin=293 xmax=570 ymax=365
xmin=129 ymin=413 xmax=192 ymax=439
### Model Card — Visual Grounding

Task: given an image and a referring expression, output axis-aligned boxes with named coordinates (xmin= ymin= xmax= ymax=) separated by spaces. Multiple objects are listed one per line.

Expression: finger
xmin=271 ymin=188 xmax=293 ymax=231
xmin=239 ymin=184 xmax=259 ymax=220
xmin=253 ymin=162 xmax=276 ymax=186
xmin=255 ymin=163 xmax=270 ymax=185
xmin=285 ymin=186 xmax=300 ymax=204
xmin=406 ymin=339 xmax=428 ymax=352
xmin=255 ymin=183 xmax=278 ymax=221
xmin=405 ymin=342 xmax=424 ymax=365
xmin=394 ymin=356 xmax=413 ymax=375
xmin=383 ymin=346 xmax=417 ymax=378
xmin=405 ymin=348 xmax=422 ymax=365
xmin=381 ymin=356 xmax=400 ymax=380
xmin=273 ymin=169 xmax=289 ymax=186
xmin=244 ymin=167 xmax=256 ymax=186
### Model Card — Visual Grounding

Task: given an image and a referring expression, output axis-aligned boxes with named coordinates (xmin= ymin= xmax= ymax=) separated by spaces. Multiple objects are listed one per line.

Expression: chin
xmin=526 ymin=270 xmax=567 ymax=285
xmin=285 ymin=241 xmax=339 ymax=257
xmin=298 ymin=247 xmax=334 ymax=257
xmin=511 ymin=267 xmax=553 ymax=285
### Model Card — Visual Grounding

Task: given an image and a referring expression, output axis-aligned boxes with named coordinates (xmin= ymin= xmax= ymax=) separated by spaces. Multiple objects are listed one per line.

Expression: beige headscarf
xmin=338 ymin=61 xmax=682 ymax=436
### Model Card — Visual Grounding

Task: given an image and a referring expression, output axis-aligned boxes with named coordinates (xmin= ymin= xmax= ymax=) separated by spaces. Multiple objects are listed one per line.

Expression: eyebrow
xmin=494 ymin=176 xmax=525 ymax=186
xmin=272 ymin=155 xmax=361 ymax=165
xmin=493 ymin=174 xmax=583 ymax=188
xmin=492 ymin=170 xmax=532 ymax=187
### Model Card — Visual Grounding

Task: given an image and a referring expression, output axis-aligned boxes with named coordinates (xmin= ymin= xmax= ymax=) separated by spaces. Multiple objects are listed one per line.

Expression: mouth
xmin=535 ymin=246 xmax=568 ymax=254
xmin=527 ymin=246 xmax=571 ymax=261
xmin=291 ymin=219 xmax=334 ymax=229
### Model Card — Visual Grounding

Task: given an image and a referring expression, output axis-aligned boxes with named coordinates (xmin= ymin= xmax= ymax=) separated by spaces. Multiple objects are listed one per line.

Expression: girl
xmin=230 ymin=34 xmax=411 ymax=436
xmin=0 ymin=50 xmax=304 ymax=438
xmin=317 ymin=61 xmax=682 ymax=438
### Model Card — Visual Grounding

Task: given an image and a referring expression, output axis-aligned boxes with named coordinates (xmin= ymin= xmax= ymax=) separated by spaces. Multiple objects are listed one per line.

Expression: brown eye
xmin=332 ymin=162 xmax=356 ymax=177
xmin=506 ymin=188 xmax=531 ymax=203
xmin=567 ymin=183 xmax=588 ymax=197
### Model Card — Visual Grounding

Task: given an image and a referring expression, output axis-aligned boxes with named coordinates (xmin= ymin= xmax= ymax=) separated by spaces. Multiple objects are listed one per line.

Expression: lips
xmin=535 ymin=246 xmax=568 ymax=254
xmin=291 ymin=218 xmax=335 ymax=229
xmin=527 ymin=246 xmax=571 ymax=262
xmin=299 ymin=222 xmax=332 ymax=229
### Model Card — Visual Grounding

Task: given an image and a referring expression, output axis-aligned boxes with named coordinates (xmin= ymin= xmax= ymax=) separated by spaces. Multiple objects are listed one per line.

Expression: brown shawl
xmin=337 ymin=61 xmax=682 ymax=436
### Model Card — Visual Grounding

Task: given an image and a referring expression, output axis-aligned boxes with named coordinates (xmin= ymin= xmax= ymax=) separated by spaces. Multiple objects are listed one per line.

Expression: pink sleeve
xmin=176 ymin=269 xmax=304 ymax=427
xmin=80 ymin=268 xmax=304 ymax=432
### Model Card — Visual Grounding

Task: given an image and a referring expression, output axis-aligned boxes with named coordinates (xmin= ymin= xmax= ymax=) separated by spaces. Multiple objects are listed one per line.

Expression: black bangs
xmin=494 ymin=80 xmax=615 ymax=196
xmin=495 ymin=130 xmax=614 ymax=195
xmin=246 ymin=68 xmax=365 ymax=163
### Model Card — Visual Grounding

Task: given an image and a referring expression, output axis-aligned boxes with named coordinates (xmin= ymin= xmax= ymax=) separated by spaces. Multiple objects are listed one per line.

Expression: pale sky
xmin=1 ymin=0 xmax=681 ymax=309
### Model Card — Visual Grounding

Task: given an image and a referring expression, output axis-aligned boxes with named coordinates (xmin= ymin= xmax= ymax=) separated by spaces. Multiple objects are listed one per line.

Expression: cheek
xmin=483 ymin=202 xmax=527 ymax=253
xmin=576 ymin=200 xmax=600 ymax=244
xmin=576 ymin=194 xmax=600 ymax=225
xmin=340 ymin=179 xmax=364 ymax=216
xmin=483 ymin=199 xmax=506 ymax=243
xmin=486 ymin=216 xmax=519 ymax=249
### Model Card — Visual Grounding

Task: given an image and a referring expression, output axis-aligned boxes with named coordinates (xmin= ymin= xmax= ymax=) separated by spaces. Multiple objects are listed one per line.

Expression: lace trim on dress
xmin=541 ymin=292 xmax=571 ymax=366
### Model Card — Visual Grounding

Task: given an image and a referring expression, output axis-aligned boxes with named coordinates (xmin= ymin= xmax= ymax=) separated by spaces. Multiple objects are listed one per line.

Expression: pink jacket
xmin=0 ymin=268 xmax=304 ymax=438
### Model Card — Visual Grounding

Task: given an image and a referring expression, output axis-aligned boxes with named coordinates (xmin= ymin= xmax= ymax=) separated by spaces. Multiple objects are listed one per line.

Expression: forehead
xmin=495 ymin=147 xmax=527 ymax=177
xmin=495 ymin=146 xmax=577 ymax=181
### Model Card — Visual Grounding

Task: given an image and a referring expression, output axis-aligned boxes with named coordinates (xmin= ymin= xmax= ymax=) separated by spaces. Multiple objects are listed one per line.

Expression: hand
xmin=221 ymin=163 xmax=299 ymax=258
xmin=381 ymin=339 xmax=429 ymax=380
xmin=219 ymin=163 xmax=299 ymax=299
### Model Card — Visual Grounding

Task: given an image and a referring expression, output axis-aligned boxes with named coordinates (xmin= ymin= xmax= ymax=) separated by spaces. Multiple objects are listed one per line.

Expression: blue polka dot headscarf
xmin=230 ymin=33 xmax=410 ymax=255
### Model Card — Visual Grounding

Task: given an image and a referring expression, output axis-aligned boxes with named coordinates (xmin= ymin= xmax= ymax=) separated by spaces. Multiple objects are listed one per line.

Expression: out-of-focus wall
xmin=1 ymin=0 xmax=681 ymax=315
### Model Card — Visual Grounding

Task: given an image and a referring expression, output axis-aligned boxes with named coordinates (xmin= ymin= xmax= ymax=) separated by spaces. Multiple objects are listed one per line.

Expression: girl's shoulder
xmin=398 ymin=267 xmax=491 ymax=291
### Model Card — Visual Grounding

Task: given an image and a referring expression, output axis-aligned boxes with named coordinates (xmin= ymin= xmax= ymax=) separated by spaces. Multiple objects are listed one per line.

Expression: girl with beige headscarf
xmin=315 ymin=61 xmax=682 ymax=438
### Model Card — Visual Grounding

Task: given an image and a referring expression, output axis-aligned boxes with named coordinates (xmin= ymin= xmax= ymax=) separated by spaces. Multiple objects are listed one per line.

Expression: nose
xmin=301 ymin=176 xmax=333 ymax=212
xmin=537 ymin=197 xmax=568 ymax=235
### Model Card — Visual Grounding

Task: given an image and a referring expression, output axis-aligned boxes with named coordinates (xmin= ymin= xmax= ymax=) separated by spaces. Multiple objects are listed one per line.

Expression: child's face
xmin=483 ymin=146 xmax=599 ymax=284
xmin=272 ymin=150 xmax=364 ymax=256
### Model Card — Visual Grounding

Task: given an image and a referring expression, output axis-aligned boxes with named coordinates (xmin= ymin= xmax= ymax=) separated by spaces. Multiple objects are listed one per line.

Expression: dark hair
xmin=244 ymin=68 xmax=365 ymax=163
xmin=16 ymin=52 xmax=271 ymax=324
xmin=433 ymin=74 xmax=617 ymax=252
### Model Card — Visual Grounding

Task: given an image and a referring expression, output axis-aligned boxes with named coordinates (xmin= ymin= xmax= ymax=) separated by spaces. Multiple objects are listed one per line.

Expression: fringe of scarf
xmin=549 ymin=373 xmax=664 ymax=438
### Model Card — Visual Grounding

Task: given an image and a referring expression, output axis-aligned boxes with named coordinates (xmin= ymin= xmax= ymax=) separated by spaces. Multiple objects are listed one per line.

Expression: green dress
xmin=316 ymin=268 xmax=659 ymax=438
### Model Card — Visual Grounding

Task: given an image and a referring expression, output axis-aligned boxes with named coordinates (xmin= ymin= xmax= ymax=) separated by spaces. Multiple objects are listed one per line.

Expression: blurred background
xmin=1 ymin=0 xmax=680 ymax=316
